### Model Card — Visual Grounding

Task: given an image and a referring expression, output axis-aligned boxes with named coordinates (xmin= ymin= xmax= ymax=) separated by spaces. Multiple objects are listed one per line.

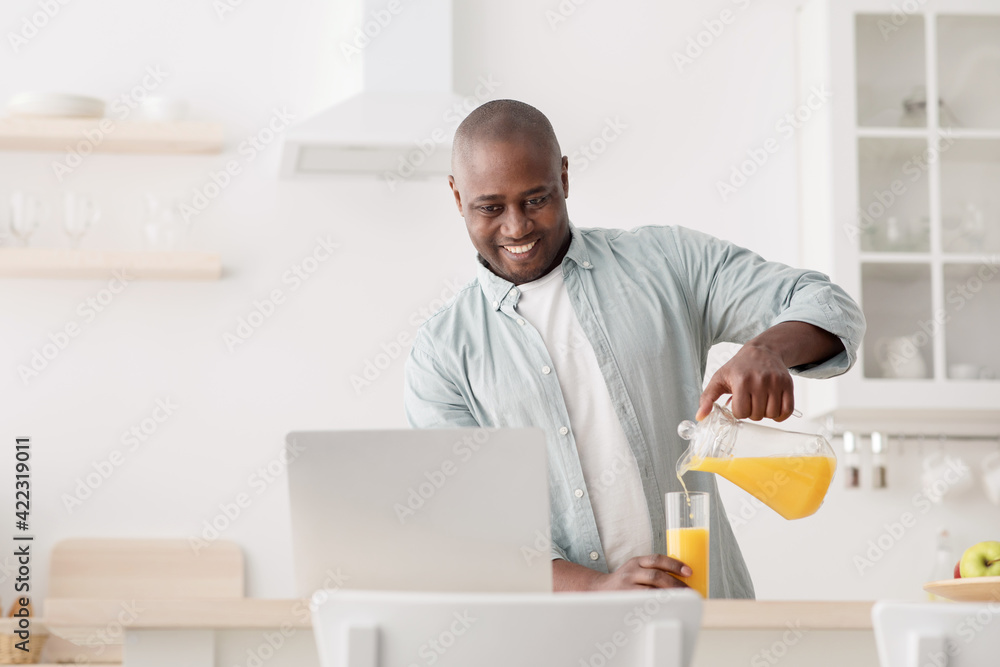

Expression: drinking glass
xmin=665 ymin=491 xmax=710 ymax=598
xmin=63 ymin=192 xmax=100 ymax=248
xmin=9 ymin=191 xmax=45 ymax=246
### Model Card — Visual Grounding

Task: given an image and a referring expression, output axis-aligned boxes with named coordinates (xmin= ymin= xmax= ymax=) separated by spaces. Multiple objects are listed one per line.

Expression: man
xmin=404 ymin=99 xmax=864 ymax=597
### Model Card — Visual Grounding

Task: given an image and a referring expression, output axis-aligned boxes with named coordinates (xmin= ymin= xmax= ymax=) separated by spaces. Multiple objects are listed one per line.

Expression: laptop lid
xmin=286 ymin=428 xmax=551 ymax=596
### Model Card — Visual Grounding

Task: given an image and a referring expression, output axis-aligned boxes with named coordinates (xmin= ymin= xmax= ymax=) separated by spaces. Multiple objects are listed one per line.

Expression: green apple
xmin=960 ymin=541 xmax=1000 ymax=578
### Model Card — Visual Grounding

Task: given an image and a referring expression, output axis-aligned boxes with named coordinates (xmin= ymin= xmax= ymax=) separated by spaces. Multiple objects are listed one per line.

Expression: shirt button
xmin=589 ymin=551 xmax=599 ymax=561
xmin=509 ymin=288 xmax=519 ymax=298
xmin=492 ymin=300 xmax=499 ymax=309
xmin=541 ymin=365 xmax=551 ymax=375
xmin=559 ymin=426 xmax=568 ymax=435
xmin=517 ymin=318 xmax=526 ymax=326
xmin=582 ymin=261 xmax=591 ymax=268
xmin=574 ymin=488 xmax=584 ymax=498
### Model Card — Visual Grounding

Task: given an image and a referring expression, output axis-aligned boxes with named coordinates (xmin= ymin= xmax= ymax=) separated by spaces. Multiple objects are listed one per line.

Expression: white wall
xmin=1 ymin=0 xmax=996 ymax=604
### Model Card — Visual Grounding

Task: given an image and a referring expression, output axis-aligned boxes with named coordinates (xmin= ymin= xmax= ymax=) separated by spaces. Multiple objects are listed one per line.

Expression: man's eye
xmin=480 ymin=205 xmax=501 ymax=214
xmin=526 ymin=196 xmax=548 ymax=206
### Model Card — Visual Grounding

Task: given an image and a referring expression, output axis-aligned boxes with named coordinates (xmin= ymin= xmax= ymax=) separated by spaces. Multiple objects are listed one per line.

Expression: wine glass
xmin=9 ymin=191 xmax=45 ymax=246
xmin=63 ymin=192 xmax=100 ymax=248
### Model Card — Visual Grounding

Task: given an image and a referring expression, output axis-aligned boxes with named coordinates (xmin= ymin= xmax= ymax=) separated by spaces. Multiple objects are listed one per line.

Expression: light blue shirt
xmin=404 ymin=224 xmax=865 ymax=598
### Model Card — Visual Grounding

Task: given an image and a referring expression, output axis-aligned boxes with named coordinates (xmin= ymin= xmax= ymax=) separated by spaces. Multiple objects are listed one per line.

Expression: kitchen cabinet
xmin=798 ymin=0 xmax=1000 ymax=426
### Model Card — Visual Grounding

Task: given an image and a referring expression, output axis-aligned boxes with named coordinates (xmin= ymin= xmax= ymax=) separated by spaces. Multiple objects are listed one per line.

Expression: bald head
xmin=451 ymin=99 xmax=562 ymax=176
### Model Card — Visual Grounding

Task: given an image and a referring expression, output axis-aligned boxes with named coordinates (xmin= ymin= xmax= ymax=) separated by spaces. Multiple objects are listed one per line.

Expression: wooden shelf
xmin=0 ymin=117 xmax=223 ymax=154
xmin=0 ymin=248 xmax=222 ymax=280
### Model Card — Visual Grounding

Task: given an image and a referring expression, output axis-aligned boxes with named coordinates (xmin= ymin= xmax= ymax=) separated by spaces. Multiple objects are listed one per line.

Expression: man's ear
xmin=561 ymin=156 xmax=570 ymax=199
xmin=448 ymin=175 xmax=464 ymax=216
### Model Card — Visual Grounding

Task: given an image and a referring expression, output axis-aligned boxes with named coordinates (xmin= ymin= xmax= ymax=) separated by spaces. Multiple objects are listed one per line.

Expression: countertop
xmin=43 ymin=597 xmax=875 ymax=639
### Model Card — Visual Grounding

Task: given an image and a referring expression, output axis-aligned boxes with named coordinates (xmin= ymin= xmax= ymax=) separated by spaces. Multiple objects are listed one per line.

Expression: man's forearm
xmin=746 ymin=321 xmax=844 ymax=369
xmin=552 ymin=559 xmax=603 ymax=592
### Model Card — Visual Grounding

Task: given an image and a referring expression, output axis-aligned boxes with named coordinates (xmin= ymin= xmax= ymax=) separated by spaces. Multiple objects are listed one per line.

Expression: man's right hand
xmin=553 ymin=554 xmax=693 ymax=592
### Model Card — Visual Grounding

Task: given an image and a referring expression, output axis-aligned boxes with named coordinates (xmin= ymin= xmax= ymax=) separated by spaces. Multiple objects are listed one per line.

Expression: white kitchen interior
xmin=1 ymin=0 xmax=999 ymax=665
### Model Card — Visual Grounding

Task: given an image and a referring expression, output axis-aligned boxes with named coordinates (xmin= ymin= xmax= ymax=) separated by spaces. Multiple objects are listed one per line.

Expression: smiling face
xmin=449 ymin=136 xmax=571 ymax=285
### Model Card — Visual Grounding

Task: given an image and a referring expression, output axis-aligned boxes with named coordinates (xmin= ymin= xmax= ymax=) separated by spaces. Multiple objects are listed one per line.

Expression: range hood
xmin=280 ymin=0 xmax=467 ymax=178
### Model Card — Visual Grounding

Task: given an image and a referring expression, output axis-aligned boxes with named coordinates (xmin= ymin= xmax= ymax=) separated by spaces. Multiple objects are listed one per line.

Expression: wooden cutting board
xmin=49 ymin=538 xmax=244 ymax=599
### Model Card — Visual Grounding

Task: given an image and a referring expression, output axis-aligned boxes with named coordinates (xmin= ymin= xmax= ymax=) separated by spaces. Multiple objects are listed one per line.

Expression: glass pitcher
xmin=676 ymin=404 xmax=837 ymax=520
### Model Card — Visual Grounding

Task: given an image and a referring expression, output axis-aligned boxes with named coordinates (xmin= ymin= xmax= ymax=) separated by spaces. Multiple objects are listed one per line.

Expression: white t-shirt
xmin=515 ymin=267 xmax=653 ymax=571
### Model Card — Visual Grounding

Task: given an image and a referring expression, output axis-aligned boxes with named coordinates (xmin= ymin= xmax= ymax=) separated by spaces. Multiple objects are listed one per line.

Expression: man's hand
xmin=698 ymin=342 xmax=793 ymax=421
xmin=696 ymin=321 xmax=845 ymax=422
xmin=553 ymin=555 xmax=693 ymax=591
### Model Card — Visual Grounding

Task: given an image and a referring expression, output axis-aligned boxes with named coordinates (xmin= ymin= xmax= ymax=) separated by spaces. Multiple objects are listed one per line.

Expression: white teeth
xmin=505 ymin=240 xmax=536 ymax=254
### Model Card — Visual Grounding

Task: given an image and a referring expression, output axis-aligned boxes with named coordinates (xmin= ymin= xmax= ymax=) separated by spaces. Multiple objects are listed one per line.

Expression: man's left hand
xmin=695 ymin=321 xmax=845 ymax=422
xmin=697 ymin=342 xmax=794 ymax=422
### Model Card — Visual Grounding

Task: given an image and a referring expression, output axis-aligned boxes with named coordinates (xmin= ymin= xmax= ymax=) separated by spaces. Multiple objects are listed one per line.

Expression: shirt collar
xmin=476 ymin=223 xmax=592 ymax=311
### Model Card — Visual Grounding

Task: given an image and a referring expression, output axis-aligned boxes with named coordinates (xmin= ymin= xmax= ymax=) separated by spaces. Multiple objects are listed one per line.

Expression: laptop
xmin=285 ymin=428 xmax=552 ymax=596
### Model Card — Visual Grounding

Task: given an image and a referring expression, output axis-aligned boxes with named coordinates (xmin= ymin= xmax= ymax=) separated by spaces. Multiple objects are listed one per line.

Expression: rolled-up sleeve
xmin=664 ymin=225 xmax=866 ymax=379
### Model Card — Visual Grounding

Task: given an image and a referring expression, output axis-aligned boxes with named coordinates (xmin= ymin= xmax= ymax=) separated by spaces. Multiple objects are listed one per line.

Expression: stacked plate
xmin=7 ymin=92 xmax=105 ymax=118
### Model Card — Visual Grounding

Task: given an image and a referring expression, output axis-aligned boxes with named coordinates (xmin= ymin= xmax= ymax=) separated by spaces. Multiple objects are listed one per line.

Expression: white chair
xmin=311 ymin=589 xmax=702 ymax=667
xmin=872 ymin=601 xmax=1000 ymax=667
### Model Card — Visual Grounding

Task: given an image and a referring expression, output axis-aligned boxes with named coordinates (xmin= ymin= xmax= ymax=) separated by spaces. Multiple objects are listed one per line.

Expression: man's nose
xmin=500 ymin=206 xmax=533 ymax=240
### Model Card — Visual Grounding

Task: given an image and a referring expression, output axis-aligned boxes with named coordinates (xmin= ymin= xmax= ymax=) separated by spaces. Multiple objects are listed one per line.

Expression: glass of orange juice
xmin=665 ymin=491 xmax=709 ymax=597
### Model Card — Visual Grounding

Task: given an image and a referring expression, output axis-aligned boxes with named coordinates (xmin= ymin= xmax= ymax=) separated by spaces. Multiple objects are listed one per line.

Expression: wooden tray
xmin=923 ymin=576 xmax=1000 ymax=602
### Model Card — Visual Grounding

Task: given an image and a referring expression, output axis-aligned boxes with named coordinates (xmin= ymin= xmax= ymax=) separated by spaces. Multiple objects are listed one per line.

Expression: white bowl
xmin=6 ymin=92 xmax=105 ymax=118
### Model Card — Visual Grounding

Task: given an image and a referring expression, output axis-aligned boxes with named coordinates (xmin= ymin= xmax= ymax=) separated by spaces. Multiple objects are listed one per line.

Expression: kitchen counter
xmin=43 ymin=598 xmax=880 ymax=666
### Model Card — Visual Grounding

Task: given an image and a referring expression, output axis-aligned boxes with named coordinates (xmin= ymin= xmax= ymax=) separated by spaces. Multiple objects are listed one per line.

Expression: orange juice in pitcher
xmin=676 ymin=404 xmax=836 ymax=520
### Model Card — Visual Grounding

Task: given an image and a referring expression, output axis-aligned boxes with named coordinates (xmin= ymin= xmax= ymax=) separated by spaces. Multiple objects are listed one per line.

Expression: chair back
xmin=312 ymin=589 xmax=703 ymax=667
